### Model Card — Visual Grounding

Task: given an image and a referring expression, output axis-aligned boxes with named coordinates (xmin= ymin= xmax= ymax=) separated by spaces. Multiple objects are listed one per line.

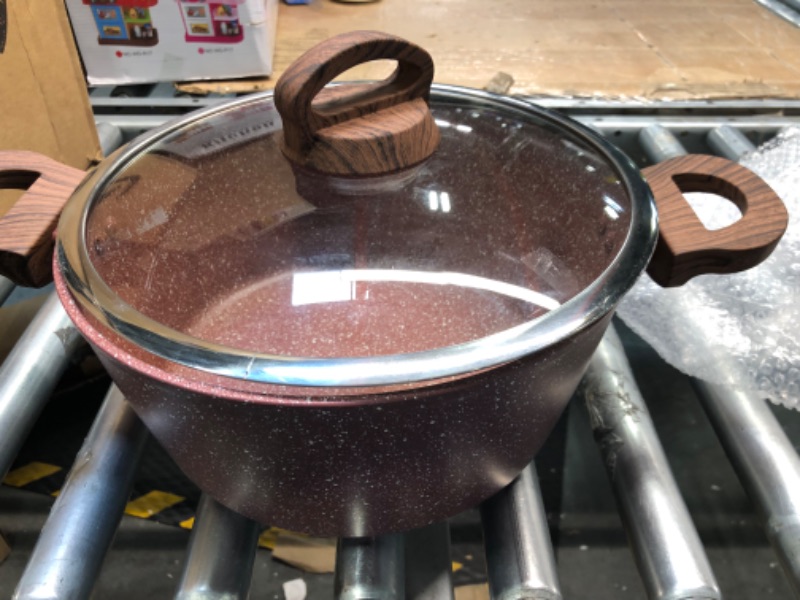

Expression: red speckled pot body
xmin=55 ymin=266 xmax=611 ymax=536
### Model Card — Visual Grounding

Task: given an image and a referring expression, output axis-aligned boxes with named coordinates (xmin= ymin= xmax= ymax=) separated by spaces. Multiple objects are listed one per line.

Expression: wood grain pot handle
xmin=0 ymin=151 xmax=86 ymax=287
xmin=274 ymin=30 xmax=440 ymax=176
xmin=643 ymin=154 xmax=788 ymax=287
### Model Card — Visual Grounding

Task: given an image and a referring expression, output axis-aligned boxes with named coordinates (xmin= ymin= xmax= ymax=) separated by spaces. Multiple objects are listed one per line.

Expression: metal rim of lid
xmin=56 ymin=84 xmax=658 ymax=388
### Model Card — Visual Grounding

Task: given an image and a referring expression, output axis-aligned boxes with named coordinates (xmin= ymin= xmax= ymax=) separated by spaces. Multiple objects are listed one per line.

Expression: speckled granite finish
xmin=52 ymin=94 xmax=633 ymax=536
xmin=56 ymin=263 xmax=611 ymax=536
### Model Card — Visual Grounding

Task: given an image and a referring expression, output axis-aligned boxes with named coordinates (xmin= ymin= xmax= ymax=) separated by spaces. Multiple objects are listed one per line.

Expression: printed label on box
xmin=65 ymin=0 xmax=278 ymax=84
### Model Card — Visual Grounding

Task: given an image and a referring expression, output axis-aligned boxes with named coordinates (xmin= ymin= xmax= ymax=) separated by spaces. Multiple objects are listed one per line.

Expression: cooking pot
xmin=0 ymin=32 xmax=788 ymax=536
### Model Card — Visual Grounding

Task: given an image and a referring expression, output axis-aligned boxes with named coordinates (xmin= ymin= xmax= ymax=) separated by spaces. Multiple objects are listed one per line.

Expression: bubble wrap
xmin=617 ymin=127 xmax=800 ymax=408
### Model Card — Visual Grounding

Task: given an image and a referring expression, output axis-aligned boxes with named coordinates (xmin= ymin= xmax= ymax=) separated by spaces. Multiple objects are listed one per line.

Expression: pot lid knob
xmin=274 ymin=31 xmax=440 ymax=176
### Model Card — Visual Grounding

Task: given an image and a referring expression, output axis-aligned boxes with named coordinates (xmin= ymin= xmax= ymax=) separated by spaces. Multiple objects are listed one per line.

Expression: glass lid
xmin=84 ymin=97 xmax=633 ymax=358
xmin=57 ymin=33 xmax=655 ymax=386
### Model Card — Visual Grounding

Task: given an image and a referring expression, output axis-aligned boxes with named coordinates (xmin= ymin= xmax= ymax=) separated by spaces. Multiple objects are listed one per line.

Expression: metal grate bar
xmin=405 ymin=522 xmax=455 ymax=600
xmin=775 ymin=0 xmax=800 ymax=13
xmin=335 ymin=534 xmax=405 ymax=600
xmin=13 ymin=386 xmax=149 ymax=600
xmin=0 ymin=276 xmax=14 ymax=306
xmin=582 ymin=325 xmax=721 ymax=600
xmin=175 ymin=494 xmax=261 ymax=600
xmin=706 ymin=124 xmax=757 ymax=160
xmin=0 ymin=294 xmax=85 ymax=481
xmin=638 ymin=124 xmax=688 ymax=161
xmin=695 ymin=380 xmax=800 ymax=598
xmin=479 ymin=462 xmax=562 ymax=600
xmin=755 ymin=0 xmax=800 ymax=28
xmin=89 ymin=87 xmax=800 ymax=114
xmin=96 ymin=122 xmax=124 ymax=158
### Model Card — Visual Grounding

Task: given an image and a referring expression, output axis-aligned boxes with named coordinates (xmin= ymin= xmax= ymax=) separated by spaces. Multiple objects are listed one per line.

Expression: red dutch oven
xmin=0 ymin=32 xmax=788 ymax=536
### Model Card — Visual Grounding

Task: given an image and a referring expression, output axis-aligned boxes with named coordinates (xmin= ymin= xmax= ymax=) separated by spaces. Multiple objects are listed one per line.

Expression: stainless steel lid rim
xmin=56 ymin=85 xmax=658 ymax=388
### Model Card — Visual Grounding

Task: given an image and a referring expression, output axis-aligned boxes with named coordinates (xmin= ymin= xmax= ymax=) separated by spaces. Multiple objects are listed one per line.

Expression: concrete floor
xmin=0 ymin=321 xmax=798 ymax=598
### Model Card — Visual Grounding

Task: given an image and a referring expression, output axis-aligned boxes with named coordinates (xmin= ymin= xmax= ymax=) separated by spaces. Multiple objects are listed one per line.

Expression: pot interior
xmin=81 ymin=94 xmax=633 ymax=360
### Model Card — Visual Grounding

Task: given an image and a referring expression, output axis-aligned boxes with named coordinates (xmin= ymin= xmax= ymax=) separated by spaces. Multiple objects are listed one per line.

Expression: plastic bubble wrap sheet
xmin=617 ymin=127 xmax=800 ymax=408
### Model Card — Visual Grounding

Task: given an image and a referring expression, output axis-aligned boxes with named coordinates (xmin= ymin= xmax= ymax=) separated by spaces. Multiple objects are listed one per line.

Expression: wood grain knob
xmin=643 ymin=154 xmax=788 ymax=287
xmin=274 ymin=31 xmax=440 ymax=176
xmin=0 ymin=151 xmax=86 ymax=287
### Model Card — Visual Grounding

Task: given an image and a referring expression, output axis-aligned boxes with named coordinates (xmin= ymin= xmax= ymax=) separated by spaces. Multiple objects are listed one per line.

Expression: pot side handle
xmin=274 ymin=30 xmax=440 ymax=176
xmin=642 ymin=154 xmax=788 ymax=288
xmin=0 ymin=151 xmax=86 ymax=287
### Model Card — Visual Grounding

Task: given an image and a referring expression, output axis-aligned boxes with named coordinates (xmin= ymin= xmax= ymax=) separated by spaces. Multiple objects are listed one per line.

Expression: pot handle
xmin=274 ymin=30 xmax=440 ymax=176
xmin=0 ymin=151 xmax=86 ymax=287
xmin=643 ymin=154 xmax=788 ymax=287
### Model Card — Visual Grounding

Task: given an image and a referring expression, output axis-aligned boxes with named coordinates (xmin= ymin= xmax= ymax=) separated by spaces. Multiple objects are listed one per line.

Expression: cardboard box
xmin=65 ymin=0 xmax=279 ymax=85
xmin=0 ymin=1 xmax=100 ymax=168
xmin=0 ymin=0 xmax=101 ymax=235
